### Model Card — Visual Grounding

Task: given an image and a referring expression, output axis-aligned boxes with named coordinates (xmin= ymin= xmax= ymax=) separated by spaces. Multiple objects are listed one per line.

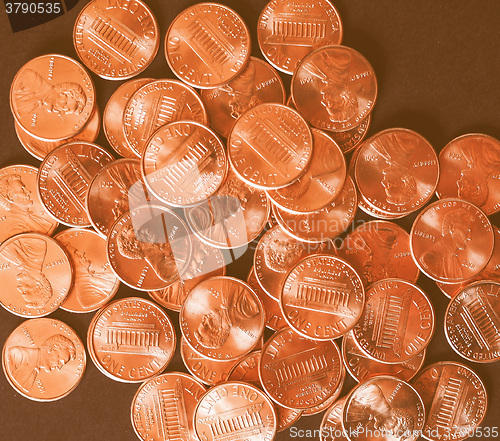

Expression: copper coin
xmin=194 ymin=382 xmax=277 ymax=441
xmin=0 ymin=164 xmax=58 ymax=243
xmin=180 ymin=276 xmax=264 ymax=361
xmin=184 ymin=169 xmax=270 ymax=249
xmin=89 ymin=297 xmax=176 ymax=383
xmin=10 ymin=54 xmax=95 ymax=141
xmin=74 ymin=0 xmax=159 ymax=80
xmin=103 ymin=78 xmax=153 ymax=158
xmin=444 ymin=281 xmax=500 ymax=363
xmin=437 ymin=226 xmax=500 ymax=298
xmin=339 ymin=220 xmax=420 ymax=287
xmin=410 ymin=198 xmax=494 ymax=284
xmin=343 ymin=376 xmax=425 ymax=441
xmin=281 ymin=254 xmax=365 ymax=340
xmin=436 ymin=133 xmax=500 ymax=215
xmin=2 ymin=318 xmax=85 ymax=402
xmin=227 ymin=350 xmax=303 ymax=432
xmin=272 ymin=175 xmax=357 ymax=243
xmin=165 ymin=3 xmax=251 ymax=89
xmin=228 ymin=103 xmax=313 ymax=190
xmin=123 ymin=79 xmax=208 ymax=157
xmin=355 ymin=128 xmax=439 ymax=216
xmin=254 ymin=225 xmax=328 ymax=299
xmin=268 ymin=128 xmax=347 ymax=213
xmin=257 ymin=0 xmax=343 ymax=75
xmin=180 ymin=337 xmax=238 ymax=386
xmin=352 ymin=279 xmax=434 ymax=363
xmin=0 ymin=232 xmax=72 ymax=318
xmin=320 ymin=397 xmax=348 ymax=441
xmin=107 ymin=205 xmax=192 ymax=291
xmin=412 ymin=361 xmax=488 ymax=441
xmin=292 ymin=45 xmax=377 ymax=132
xmin=149 ymin=237 xmax=226 ymax=312
xmin=37 ymin=141 xmax=114 ymax=227
xmin=142 ymin=121 xmax=228 ymax=207
xmin=343 ymin=331 xmax=425 ymax=383
xmin=131 ymin=371 xmax=206 ymax=441
xmin=15 ymin=105 xmax=100 ymax=161
xmin=201 ymin=56 xmax=286 ymax=137
xmin=259 ymin=327 xmax=343 ymax=409
xmin=302 ymin=371 xmax=345 ymax=416
xmin=247 ymin=266 xmax=287 ymax=331
xmin=54 ymin=228 xmax=119 ymax=313
xmin=87 ymin=158 xmax=148 ymax=237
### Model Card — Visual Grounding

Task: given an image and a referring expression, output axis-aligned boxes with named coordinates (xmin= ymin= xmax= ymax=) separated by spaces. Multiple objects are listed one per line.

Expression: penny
xmin=131 ymin=371 xmax=206 ymax=441
xmin=352 ymin=279 xmax=434 ymax=363
xmin=87 ymin=158 xmax=150 ymax=237
xmin=2 ymin=318 xmax=86 ymax=401
xmin=180 ymin=337 xmax=238 ymax=386
xmin=142 ymin=121 xmax=228 ymax=207
xmin=201 ymin=56 xmax=286 ymax=138
xmin=247 ymin=266 xmax=287 ymax=331
xmin=0 ymin=165 xmax=58 ymax=244
xmin=184 ymin=169 xmax=270 ymax=249
xmin=410 ymin=198 xmax=494 ymax=284
xmin=301 ymin=370 xmax=345 ymax=416
xmin=257 ymin=0 xmax=343 ymax=75
xmin=272 ymin=175 xmax=357 ymax=243
xmin=107 ymin=205 xmax=192 ymax=291
xmin=10 ymin=54 xmax=95 ymax=141
xmin=74 ymin=0 xmax=159 ymax=80
xmin=342 ymin=331 xmax=425 ymax=383
xmin=254 ymin=225 xmax=325 ymax=300
xmin=194 ymin=382 xmax=277 ymax=441
xmin=412 ymin=361 xmax=488 ymax=441
xmin=259 ymin=328 xmax=344 ymax=409
xmin=292 ymin=45 xmax=377 ymax=132
xmin=339 ymin=220 xmax=420 ymax=287
xmin=320 ymin=397 xmax=348 ymax=441
xmin=89 ymin=297 xmax=176 ymax=383
xmin=227 ymin=350 xmax=303 ymax=432
xmin=228 ymin=103 xmax=313 ymax=190
xmin=103 ymin=78 xmax=153 ymax=158
xmin=149 ymin=237 xmax=226 ymax=312
xmin=355 ymin=128 xmax=439 ymax=216
xmin=436 ymin=133 xmax=500 ymax=215
xmin=165 ymin=3 xmax=251 ymax=88
xmin=123 ymin=79 xmax=208 ymax=157
xmin=343 ymin=376 xmax=425 ymax=441
xmin=268 ymin=128 xmax=346 ymax=213
xmin=37 ymin=141 xmax=114 ymax=227
xmin=180 ymin=276 xmax=264 ymax=361
xmin=281 ymin=254 xmax=365 ymax=340
xmin=444 ymin=281 xmax=500 ymax=363
xmin=54 ymin=228 xmax=119 ymax=313
xmin=0 ymin=232 xmax=72 ymax=318
xmin=437 ymin=226 xmax=500 ymax=298
xmin=15 ymin=105 xmax=100 ymax=161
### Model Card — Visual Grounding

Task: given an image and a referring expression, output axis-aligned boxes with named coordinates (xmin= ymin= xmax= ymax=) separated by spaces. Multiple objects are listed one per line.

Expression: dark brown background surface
xmin=1 ymin=1 xmax=500 ymax=440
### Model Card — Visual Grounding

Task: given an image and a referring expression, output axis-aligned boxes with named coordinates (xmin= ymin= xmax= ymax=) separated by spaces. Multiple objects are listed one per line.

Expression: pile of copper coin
xmin=1 ymin=0 xmax=498 ymax=440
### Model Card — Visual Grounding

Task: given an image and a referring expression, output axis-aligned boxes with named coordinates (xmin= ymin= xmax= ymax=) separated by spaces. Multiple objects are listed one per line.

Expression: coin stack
xmin=1 ymin=0 xmax=497 ymax=440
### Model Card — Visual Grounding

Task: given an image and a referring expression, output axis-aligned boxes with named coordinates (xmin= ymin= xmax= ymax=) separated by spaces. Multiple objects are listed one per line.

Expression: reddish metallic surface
xmin=2 ymin=318 xmax=86 ymax=401
xmin=320 ymin=397 xmax=348 ymax=441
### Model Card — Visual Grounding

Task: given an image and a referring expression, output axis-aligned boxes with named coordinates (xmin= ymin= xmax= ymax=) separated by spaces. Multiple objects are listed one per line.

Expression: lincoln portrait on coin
xmin=347 ymin=384 xmax=415 ymax=441
xmin=222 ymin=60 xmax=260 ymax=119
xmin=264 ymin=236 xmax=303 ymax=273
xmin=0 ymin=174 xmax=54 ymax=236
xmin=117 ymin=224 xmax=179 ymax=283
xmin=303 ymin=51 xmax=358 ymax=123
xmin=7 ymin=334 xmax=76 ymax=392
xmin=419 ymin=208 xmax=475 ymax=280
xmin=195 ymin=285 xmax=260 ymax=349
xmin=0 ymin=238 xmax=53 ymax=309
xmin=13 ymin=69 xmax=86 ymax=117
